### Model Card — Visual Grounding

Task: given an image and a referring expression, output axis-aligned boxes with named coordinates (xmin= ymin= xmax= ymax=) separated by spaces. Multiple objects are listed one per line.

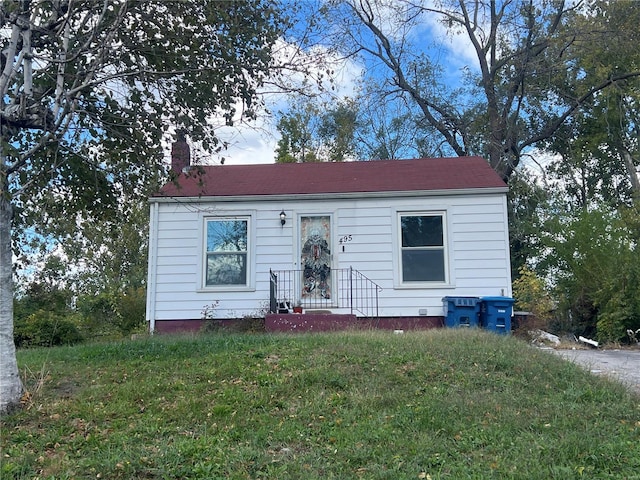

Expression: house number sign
xmin=339 ymin=234 xmax=353 ymax=251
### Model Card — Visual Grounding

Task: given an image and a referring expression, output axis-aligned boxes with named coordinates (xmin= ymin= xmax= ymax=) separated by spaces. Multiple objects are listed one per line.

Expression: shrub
xmin=78 ymin=287 xmax=147 ymax=338
xmin=541 ymin=206 xmax=640 ymax=342
xmin=596 ymin=308 xmax=630 ymax=344
xmin=114 ymin=287 xmax=147 ymax=334
xmin=594 ymin=273 xmax=640 ymax=344
xmin=512 ymin=265 xmax=554 ymax=331
xmin=14 ymin=310 xmax=84 ymax=348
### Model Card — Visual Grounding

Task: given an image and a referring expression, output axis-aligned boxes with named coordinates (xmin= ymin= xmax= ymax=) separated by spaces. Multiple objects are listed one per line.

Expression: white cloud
xmin=413 ymin=2 xmax=481 ymax=71
xmin=212 ymin=121 xmax=280 ymax=165
xmin=163 ymin=38 xmax=365 ymax=166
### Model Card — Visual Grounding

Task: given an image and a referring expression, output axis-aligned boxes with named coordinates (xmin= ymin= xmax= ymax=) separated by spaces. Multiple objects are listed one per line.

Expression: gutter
xmin=149 ymin=187 xmax=509 ymax=204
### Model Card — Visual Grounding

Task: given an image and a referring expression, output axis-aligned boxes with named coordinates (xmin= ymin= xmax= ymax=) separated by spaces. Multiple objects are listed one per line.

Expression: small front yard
xmin=2 ymin=329 xmax=639 ymax=479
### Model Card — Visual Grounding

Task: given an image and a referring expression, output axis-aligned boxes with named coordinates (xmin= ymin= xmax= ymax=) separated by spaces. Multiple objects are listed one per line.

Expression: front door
xmin=300 ymin=215 xmax=332 ymax=303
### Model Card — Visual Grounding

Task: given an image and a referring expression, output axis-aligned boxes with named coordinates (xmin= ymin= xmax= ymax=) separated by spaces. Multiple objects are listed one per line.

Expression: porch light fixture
xmin=279 ymin=210 xmax=286 ymax=226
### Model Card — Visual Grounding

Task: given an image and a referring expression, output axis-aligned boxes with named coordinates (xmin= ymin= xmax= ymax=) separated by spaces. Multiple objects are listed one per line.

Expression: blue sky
xmin=163 ymin=2 xmax=482 ymax=167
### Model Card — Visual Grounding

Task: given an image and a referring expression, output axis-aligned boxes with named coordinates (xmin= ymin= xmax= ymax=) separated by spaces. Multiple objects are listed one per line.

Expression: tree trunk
xmin=0 ymin=161 xmax=23 ymax=415
xmin=621 ymin=148 xmax=640 ymax=200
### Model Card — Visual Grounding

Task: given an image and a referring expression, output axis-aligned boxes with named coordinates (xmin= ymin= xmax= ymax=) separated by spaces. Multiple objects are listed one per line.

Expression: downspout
xmin=146 ymin=201 xmax=159 ymax=333
xmin=502 ymin=193 xmax=513 ymax=297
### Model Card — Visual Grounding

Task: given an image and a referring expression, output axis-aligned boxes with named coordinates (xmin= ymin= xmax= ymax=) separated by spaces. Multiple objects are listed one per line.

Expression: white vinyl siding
xmin=147 ymin=192 xmax=511 ymax=323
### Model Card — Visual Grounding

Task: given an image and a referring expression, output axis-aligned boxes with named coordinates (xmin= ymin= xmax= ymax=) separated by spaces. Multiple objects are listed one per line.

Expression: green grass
xmin=2 ymin=329 xmax=639 ymax=479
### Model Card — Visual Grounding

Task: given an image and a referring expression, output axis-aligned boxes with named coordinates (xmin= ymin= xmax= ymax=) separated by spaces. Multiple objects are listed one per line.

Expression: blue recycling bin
xmin=480 ymin=296 xmax=515 ymax=334
xmin=442 ymin=297 xmax=481 ymax=328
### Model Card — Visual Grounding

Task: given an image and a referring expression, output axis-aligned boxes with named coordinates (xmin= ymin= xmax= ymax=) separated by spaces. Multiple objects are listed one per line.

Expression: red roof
xmin=155 ymin=156 xmax=506 ymax=198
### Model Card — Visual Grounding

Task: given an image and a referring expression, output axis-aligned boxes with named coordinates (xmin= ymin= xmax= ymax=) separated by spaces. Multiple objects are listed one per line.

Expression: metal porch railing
xmin=269 ymin=267 xmax=382 ymax=319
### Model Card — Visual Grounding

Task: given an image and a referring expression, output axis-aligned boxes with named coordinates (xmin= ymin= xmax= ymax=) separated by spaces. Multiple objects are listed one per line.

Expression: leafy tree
xmin=62 ymin=195 xmax=152 ymax=338
xmin=540 ymin=206 xmax=640 ymax=341
xmin=275 ymin=102 xmax=321 ymax=163
xmin=77 ymin=286 xmax=147 ymax=338
xmin=14 ymin=310 xmax=84 ymax=348
xmin=317 ymin=98 xmax=359 ymax=162
xmin=275 ymin=97 xmax=359 ymax=162
xmin=312 ymin=0 xmax=640 ymax=180
xmin=523 ymin=1 xmax=640 ymax=340
xmin=512 ymin=265 xmax=554 ymax=330
xmin=1 ymin=0 xmax=286 ymax=414
xmin=63 ymin=190 xmax=154 ymax=294
xmin=594 ymin=206 xmax=640 ymax=342
xmin=13 ymin=254 xmax=83 ymax=348
xmin=544 ymin=0 xmax=640 ymax=205
xmin=507 ymin=169 xmax=549 ymax=278
xmin=13 ymin=255 xmax=73 ymax=321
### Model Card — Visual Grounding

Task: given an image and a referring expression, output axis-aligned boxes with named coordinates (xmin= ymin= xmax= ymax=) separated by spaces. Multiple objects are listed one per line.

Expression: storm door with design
xmin=300 ymin=216 xmax=332 ymax=304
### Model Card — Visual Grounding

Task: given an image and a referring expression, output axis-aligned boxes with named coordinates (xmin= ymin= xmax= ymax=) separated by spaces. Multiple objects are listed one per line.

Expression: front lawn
xmin=2 ymin=329 xmax=639 ymax=479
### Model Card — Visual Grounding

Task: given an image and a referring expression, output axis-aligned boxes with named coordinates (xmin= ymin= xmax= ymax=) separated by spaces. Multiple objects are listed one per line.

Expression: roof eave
xmin=149 ymin=186 xmax=509 ymax=204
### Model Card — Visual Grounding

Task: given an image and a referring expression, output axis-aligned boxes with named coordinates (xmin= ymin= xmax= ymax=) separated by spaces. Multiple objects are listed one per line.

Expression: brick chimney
xmin=171 ymin=131 xmax=190 ymax=174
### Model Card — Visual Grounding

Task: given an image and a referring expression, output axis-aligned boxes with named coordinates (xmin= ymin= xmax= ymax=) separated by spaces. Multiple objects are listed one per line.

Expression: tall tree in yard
xmin=544 ymin=0 xmax=640 ymax=205
xmin=275 ymin=98 xmax=359 ymax=163
xmin=0 ymin=0 xmax=285 ymax=414
xmin=317 ymin=0 xmax=640 ymax=181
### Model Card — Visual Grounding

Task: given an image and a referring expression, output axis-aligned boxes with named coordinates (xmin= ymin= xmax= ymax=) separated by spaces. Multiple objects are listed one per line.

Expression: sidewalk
xmin=547 ymin=348 xmax=640 ymax=395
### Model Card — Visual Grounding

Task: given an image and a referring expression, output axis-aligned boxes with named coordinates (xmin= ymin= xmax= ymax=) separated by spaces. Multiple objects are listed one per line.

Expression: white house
xmin=146 ymin=139 xmax=512 ymax=333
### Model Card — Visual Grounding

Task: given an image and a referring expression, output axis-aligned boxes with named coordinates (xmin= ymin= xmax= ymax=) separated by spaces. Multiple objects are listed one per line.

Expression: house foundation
xmin=265 ymin=314 xmax=444 ymax=333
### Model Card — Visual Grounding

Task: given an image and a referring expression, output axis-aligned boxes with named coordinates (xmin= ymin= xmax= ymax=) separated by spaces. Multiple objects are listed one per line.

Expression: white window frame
xmin=199 ymin=214 xmax=255 ymax=292
xmin=394 ymin=210 xmax=450 ymax=288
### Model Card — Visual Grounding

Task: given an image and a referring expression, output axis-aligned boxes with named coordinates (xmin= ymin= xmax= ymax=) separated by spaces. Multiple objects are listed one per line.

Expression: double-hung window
xmin=204 ymin=218 xmax=249 ymax=287
xmin=399 ymin=213 xmax=447 ymax=284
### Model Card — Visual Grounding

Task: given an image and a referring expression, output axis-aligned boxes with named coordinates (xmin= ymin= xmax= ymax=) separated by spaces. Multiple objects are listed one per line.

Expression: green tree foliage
xmin=544 ymin=0 xmax=640 ymax=205
xmin=275 ymin=103 xmax=320 ymax=163
xmin=317 ymin=98 xmax=359 ymax=162
xmin=13 ymin=256 xmax=83 ymax=348
xmin=275 ymin=98 xmax=359 ymax=162
xmin=511 ymin=265 xmax=554 ymax=330
xmin=524 ymin=1 xmax=640 ymax=341
xmin=12 ymin=194 xmax=150 ymax=343
xmin=306 ymin=0 xmax=640 ymax=180
xmin=540 ymin=206 xmax=640 ymax=342
xmin=5 ymin=0 xmax=285 ymax=253
xmin=13 ymin=256 xmax=72 ymax=316
xmin=507 ymin=170 xmax=549 ymax=277
xmin=1 ymin=0 xmax=288 ymax=414
xmin=77 ymin=286 xmax=147 ymax=338
xmin=14 ymin=311 xmax=83 ymax=348
xmin=62 ymin=193 xmax=152 ymax=294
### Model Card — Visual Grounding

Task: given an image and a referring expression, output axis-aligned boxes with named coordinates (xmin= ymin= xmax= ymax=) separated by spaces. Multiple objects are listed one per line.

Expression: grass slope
xmin=2 ymin=329 xmax=639 ymax=479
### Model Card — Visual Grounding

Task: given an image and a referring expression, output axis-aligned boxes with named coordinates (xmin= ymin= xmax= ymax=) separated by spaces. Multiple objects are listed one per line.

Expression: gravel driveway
xmin=546 ymin=347 xmax=640 ymax=395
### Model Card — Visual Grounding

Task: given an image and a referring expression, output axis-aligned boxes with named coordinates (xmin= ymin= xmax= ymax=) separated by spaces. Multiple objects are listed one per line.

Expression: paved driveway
xmin=547 ymin=348 xmax=640 ymax=395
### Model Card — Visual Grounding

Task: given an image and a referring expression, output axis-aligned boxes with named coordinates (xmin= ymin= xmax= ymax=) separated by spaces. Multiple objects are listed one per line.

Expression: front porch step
xmin=265 ymin=313 xmax=358 ymax=332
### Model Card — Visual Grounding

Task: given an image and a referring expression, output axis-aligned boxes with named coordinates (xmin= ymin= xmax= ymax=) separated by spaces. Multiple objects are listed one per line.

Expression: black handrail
xmin=269 ymin=267 xmax=382 ymax=319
